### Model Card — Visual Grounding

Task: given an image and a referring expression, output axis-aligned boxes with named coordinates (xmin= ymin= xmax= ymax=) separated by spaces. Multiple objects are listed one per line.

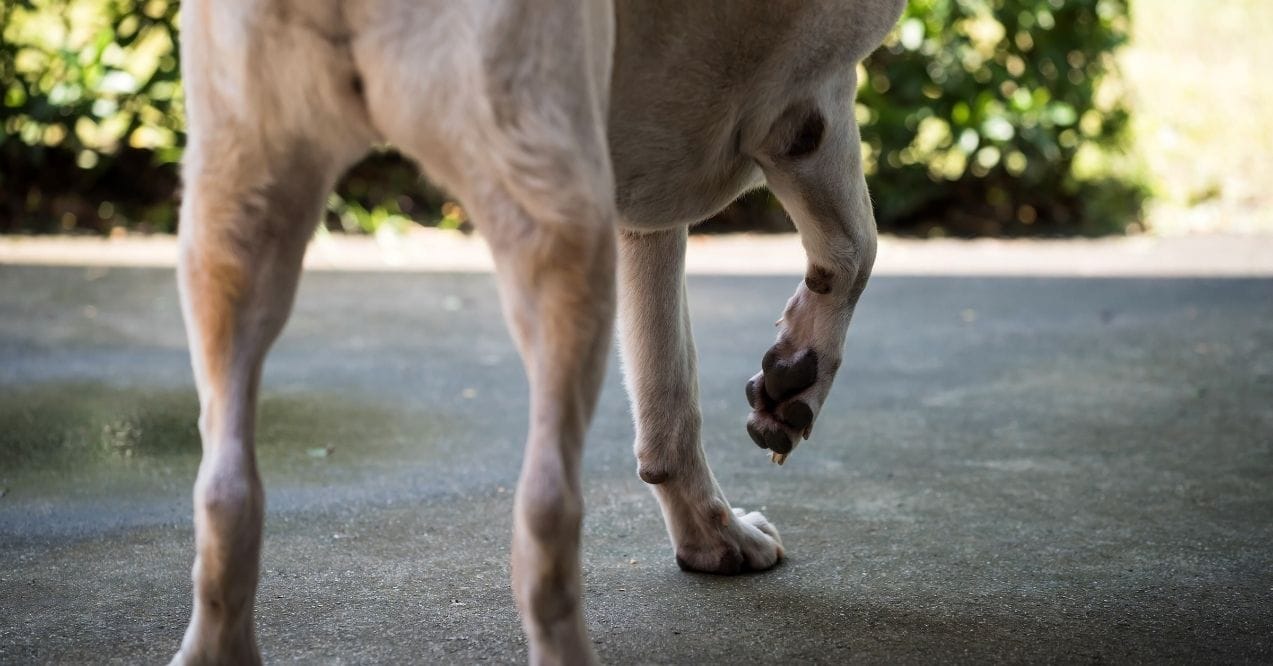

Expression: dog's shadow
xmin=588 ymin=557 xmax=1066 ymax=662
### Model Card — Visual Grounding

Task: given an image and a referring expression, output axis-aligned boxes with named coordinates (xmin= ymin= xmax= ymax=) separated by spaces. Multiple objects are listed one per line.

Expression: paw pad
xmin=761 ymin=347 xmax=818 ymax=402
xmin=746 ymin=344 xmax=828 ymax=459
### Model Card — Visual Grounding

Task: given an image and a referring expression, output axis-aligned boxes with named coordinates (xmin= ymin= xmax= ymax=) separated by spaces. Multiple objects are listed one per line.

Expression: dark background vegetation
xmin=1 ymin=0 xmax=1140 ymax=237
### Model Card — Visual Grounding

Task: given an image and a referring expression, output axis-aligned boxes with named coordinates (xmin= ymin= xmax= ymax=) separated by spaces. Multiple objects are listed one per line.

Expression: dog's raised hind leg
xmin=617 ymin=226 xmax=783 ymax=574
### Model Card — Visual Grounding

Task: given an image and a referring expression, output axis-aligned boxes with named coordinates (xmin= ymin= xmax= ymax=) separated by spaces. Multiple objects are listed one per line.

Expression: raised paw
xmin=674 ymin=506 xmax=784 ymax=574
xmin=745 ymin=340 xmax=838 ymax=460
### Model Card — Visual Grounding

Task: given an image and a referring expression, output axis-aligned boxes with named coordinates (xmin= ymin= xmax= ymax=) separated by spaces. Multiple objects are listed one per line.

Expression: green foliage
xmin=0 ymin=0 xmax=1143 ymax=235
xmin=2 ymin=0 xmax=183 ymax=231
xmin=858 ymin=0 xmax=1142 ymax=235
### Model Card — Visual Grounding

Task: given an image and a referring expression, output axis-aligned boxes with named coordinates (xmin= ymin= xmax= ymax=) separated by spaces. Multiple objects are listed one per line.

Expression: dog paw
xmin=745 ymin=341 xmax=839 ymax=460
xmin=674 ymin=506 xmax=783 ymax=574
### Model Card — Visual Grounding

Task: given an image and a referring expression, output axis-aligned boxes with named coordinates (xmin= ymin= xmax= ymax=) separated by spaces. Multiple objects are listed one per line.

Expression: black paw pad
xmin=747 ymin=414 xmax=794 ymax=454
xmin=762 ymin=348 xmax=818 ymax=402
xmin=745 ymin=375 xmax=774 ymax=411
xmin=777 ymin=399 xmax=813 ymax=433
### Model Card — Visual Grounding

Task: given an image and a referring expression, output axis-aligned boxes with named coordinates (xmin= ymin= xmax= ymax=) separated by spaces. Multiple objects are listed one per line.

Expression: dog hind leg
xmin=174 ymin=133 xmax=344 ymax=663
xmin=173 ymin=5 xmax=376 ymax=660
xmin=482 ymin=194 xmax=616 ymax=666
xmin=354 ymin=2 xmax=617 ymax=662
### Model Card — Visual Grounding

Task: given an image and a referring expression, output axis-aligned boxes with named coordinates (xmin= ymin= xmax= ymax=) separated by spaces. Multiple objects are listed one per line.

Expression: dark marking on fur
xmin=786 ymin=112 xmax=825 ymax=158
xmin=350 ymin=75 xmax=364 ymax=98
xmin=804 ymin=264 xmax=834 ymax=294
xmin=762 ymin=348 xmax=818 ymax=402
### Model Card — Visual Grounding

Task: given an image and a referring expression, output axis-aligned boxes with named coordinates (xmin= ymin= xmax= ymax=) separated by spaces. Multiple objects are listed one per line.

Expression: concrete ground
xmin=1 ymin=235 xmax=1271 ymax=663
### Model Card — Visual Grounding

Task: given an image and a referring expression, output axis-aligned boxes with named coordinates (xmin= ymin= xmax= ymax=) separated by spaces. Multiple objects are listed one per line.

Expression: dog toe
xmin=746 ymin=413 xmax=796 ymax=453
xmin=762 ymin=347 xmax=818 ymax=402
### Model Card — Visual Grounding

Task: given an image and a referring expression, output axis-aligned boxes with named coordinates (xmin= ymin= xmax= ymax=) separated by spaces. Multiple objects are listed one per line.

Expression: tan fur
xmin=174 ymin=1 xmax=904 ymax=663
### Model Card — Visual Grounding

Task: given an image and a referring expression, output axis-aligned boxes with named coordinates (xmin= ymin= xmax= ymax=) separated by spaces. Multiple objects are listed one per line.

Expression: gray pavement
xmin=1 ymin=263 xmax=1271 ymax=663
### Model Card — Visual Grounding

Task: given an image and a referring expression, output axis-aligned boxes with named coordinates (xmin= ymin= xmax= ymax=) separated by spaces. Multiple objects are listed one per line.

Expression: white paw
xmin=674 ymin=506 xmax=784 ymax=574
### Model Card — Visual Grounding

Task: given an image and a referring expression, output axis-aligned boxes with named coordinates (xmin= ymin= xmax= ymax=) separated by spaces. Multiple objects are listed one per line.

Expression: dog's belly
xmin=610 ymin=138 xmax=763 ymax=230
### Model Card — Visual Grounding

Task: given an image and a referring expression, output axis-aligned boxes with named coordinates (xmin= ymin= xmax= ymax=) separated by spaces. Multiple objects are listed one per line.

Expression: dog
xmin=174 ymin=0 xmax=905 ymax=663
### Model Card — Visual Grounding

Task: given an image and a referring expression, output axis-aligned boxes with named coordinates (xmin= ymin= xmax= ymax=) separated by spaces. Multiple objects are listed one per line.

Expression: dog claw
xmin=771 ymin=452 xmax=788 ymax=465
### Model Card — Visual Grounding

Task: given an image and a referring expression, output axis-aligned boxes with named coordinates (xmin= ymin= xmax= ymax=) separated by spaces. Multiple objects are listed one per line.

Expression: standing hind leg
xmin=174 ymin=122 xmax=367 ymax=662
xmin=353 ymin=2 xmax=617 ymax=662
xmin=173 ymin=6 xmax=373 ymax=661
xmin=477 ymin=193 xmax=616 ymax=665
xmin=174 ymin=138 xmax=332 ymax=664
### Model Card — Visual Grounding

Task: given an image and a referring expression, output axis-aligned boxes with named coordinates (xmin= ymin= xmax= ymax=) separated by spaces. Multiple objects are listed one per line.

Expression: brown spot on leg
xmin=785 ymin=111 xmax=825 ymax=159
xmin=804 ymin=265 xmax=835 ymax=295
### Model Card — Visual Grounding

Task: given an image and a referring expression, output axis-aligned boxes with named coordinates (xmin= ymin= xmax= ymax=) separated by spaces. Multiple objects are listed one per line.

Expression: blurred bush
xmin=0 ymin=0 xmax=1141 ymax=236
xmin=2 ymin=0 xmax=182 ymax=232
xmin=857 ymin=0 xmax=1142 ymax=236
